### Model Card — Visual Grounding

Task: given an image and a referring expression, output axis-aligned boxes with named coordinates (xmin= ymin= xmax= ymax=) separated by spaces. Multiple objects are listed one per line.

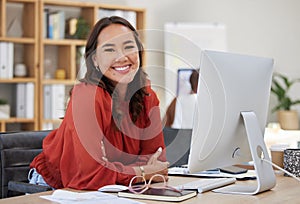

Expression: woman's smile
xmin=112 ymin=64 xmax=131 ymax=73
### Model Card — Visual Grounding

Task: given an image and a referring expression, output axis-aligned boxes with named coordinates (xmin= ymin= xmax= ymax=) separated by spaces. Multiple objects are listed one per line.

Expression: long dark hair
xmin=80 ymin=16 xmax=148 ymax=125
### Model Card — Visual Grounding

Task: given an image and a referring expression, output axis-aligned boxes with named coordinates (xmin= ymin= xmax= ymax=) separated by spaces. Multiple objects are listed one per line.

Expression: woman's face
xmin=93 ymin=24 xmax=140 ymax=85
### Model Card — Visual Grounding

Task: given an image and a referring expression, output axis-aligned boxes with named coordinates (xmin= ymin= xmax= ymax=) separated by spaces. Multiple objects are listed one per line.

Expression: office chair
xmin=0 ymin=130 xmax=52 ymax=198
xmin=163 ymin=127 xmax=192 ymax=167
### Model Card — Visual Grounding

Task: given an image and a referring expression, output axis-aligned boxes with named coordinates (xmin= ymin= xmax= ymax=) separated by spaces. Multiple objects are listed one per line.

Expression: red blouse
xmin=30 ymin=82 xmax=166 ymax=190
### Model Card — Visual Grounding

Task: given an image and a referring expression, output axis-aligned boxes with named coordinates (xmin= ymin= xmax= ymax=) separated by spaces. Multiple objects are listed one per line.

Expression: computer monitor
xmin=188 ymin=50 xmax=276 ymax=195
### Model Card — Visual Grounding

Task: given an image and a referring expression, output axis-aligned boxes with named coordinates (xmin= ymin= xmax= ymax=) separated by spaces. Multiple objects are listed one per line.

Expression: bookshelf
xmin=0 ymin=0 xmax=39 ymax=132
xmin=0 ymin=0 xmax=145 ymax=131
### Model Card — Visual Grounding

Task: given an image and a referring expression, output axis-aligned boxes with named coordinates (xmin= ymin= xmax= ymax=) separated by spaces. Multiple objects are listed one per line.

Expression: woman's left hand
xmin=147 ymin=147 xmax=163 ymax=165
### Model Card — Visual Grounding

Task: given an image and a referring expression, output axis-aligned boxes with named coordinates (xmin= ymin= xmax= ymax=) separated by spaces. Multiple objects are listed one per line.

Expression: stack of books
xmin=44 ymin=9 xmax=65 ymax=39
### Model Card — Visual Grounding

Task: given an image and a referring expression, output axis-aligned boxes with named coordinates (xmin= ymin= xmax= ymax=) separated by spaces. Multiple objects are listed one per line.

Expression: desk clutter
xmin=284 ymin=149 xmax=300 ymax=177
xmin=264 ymin=127 xmax=300 ymax=177
xmin=1 ymin=174 xmax=300 ymax=203
xmin=41 ymin=177 xmax=236 ymax=203
xmin=268 ymin=144 xmax=300 ymax=178
xmin=98 ymin=175 xmax=236 ymax=202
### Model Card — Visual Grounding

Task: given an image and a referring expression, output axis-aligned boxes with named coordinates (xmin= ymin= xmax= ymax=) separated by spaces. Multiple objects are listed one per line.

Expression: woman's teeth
xmin=114 ymin=65 xmax=129 ymax=71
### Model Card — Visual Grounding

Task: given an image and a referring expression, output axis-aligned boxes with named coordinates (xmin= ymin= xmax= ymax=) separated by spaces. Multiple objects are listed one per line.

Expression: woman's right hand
xmin=142 ymin=160 xmax=169 ymax=182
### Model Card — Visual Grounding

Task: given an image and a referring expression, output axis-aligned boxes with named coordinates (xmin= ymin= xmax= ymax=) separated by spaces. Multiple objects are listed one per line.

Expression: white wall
xmin=74 ymin=0 xmax=300 ymax=123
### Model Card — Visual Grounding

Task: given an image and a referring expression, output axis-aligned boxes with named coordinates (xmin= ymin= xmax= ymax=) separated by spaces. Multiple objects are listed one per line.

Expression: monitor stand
xmin=213 ymin=111 xmax=276 ymax=195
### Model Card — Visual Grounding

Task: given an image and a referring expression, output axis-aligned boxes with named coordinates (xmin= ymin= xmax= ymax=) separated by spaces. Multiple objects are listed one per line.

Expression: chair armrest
xmin=8 ymin=181 xmax=52 ymax=194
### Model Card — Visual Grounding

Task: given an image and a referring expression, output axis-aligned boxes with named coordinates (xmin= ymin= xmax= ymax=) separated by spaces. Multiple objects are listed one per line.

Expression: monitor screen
xmin=188 ymin=50 xmax=276 ymax=194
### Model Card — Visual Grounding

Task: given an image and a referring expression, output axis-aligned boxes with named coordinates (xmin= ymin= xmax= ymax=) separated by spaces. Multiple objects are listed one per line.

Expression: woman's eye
xmin=125 ymin=45 xmax=135 ymax=50
xmin=104 ymin=48 xmax=115 ymax=52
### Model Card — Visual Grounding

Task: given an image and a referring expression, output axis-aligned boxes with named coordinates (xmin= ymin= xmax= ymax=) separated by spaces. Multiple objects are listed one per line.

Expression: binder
xmin=7 ymin=42 xmax=14 ymax=79
xmin=51 ymin=84 xmax=65 ymax=119
xmin=44 ymin=85 xmax=52 ymax=119
xmin=44 ymin=9 xmax=50 ymax=38
xmin=0 ymin=42 xmax=8 ymax=79
xmin=16 ymin=83 xmax=26 ymax=118
xmin=25 ymin=82 xmax=34 ymax=118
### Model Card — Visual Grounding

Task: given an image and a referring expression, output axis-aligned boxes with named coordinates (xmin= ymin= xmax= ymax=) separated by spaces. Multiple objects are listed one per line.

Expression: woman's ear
xmin=92 ymin=53 xmax=98 ymax=67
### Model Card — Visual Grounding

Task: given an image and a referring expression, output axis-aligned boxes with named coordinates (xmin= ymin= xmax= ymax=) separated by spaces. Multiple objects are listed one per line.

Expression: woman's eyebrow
xmin=101 ymin=43 xmax=115 ymax=48
xmin=123 ymin=40 xmax=135 ymax=45
xmin=100 ymin=40 xmax=134 ymax=48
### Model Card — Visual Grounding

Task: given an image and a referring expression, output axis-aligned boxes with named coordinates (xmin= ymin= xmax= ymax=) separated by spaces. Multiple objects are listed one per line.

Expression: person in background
xmin=163 ymin=69 xmax=199 ymax=128
xmin=29 ymin=16 xmax=169 ymax=190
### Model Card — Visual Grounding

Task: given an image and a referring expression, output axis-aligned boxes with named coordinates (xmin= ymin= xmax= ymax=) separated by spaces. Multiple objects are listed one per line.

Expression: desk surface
xmin=0 ymin=173 xmax=299 ymax=204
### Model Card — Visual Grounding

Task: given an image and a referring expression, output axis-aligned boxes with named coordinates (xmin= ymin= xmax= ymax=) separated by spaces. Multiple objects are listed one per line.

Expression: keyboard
xmin=168 ymin=166 xmax=220 ymax=175
xmin=168 ymin=166 xmax=256 ymax=180
xmin=176 ymin=177 xmax=236 ymax=193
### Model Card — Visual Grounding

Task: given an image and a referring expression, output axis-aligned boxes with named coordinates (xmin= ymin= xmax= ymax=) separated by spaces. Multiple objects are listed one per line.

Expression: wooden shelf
xmin=42 ymin=79 xmax=77 ymax=85
xmin=0 ymin=37 xmax=36 ymax=43
xmin=41 ymin=0 xmax=96 ymax=7
xmin=7 ymin=0 xmax=36 ymax=3
xmin=43 ymin=39 xmax=86 ymax=46
xmin=0 ymin=78 xmax=37 ymax=83
xmin=0 ymin=117 xmax=35 ymax=123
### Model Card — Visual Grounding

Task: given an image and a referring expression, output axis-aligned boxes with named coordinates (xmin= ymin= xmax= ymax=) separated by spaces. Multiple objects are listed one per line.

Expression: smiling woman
xmin=92 ymin=24 xmax=140 ymax=86
xmin=29 ymin=16 xmax=169 ymax=190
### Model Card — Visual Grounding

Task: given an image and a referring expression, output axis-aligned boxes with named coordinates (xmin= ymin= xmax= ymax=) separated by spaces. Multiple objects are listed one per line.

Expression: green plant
xmin=73 ymin=17 xmax=90 ymax=39
xmin=0 ymin=99 xmax=8 ymax=105
xmin=271 ymin=73 xmax=300 ymax=112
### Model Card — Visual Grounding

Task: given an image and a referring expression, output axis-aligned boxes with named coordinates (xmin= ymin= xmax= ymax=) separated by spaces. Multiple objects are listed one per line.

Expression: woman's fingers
xmin=144 ymin=161 xmax=169 ymax=175
xmin=147 ymin=147 xmax=162 ymax=164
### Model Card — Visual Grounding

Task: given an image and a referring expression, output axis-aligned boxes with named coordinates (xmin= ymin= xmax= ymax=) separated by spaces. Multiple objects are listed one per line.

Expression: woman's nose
xmin=114 ymin=51 xmax=128 ymax=62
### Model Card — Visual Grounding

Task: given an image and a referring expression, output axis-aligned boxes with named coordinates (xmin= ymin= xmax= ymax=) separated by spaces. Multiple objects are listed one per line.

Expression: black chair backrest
xmin=0 ymin=131 xmax=50 ymax=198
xmin=163 ymin=128 xmax=192 ymax=168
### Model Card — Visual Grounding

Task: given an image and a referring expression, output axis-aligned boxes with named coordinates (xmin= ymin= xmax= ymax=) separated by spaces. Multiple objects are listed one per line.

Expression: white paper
xmin=98 ymin=184 xmax=128 ymax=192
xmin=40 ymin=189 xmax=144 ymax=204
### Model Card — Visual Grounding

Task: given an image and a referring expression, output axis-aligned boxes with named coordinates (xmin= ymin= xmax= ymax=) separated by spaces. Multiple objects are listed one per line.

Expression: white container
xmin=14 ymin=63 xmax=27 ymax=77
xmin=0 ymin=104 xmax=10 ymax=119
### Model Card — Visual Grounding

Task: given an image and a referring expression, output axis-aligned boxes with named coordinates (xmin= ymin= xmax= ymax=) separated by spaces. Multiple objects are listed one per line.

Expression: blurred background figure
xmin=163 ymin=69 xmax=199 ymax=128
